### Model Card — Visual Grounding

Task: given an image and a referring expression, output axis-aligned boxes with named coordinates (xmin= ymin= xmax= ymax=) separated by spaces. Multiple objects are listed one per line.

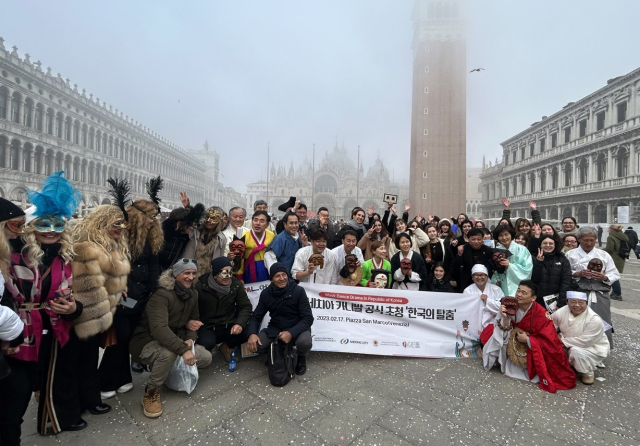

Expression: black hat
xmin=278 ymin=197 xmax=296 ymax=212
xmin=0 ymin=197 xmax=25 ymax=223
xmin=210 ymin=257 xmax=232 ymax=276
xmin=269 ymin=262 xmax=288 ymax=279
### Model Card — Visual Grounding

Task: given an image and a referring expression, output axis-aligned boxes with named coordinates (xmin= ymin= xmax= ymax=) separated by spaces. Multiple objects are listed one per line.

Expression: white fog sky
xmin=3 ymin=1 xmax=639 ymax=192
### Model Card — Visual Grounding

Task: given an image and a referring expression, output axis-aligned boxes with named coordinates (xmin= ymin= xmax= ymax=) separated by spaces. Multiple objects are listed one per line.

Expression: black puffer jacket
xmin=531 ymin=252 xmax=571 ymax=308
xmin=124 ymin=242 xmax=160 ymax=314
xmin=159 ymin=219 xmax=190 ymax=271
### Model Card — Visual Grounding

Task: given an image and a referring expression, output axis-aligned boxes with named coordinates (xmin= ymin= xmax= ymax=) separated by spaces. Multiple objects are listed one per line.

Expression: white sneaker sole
xmin=101 ymin=391 xmax=116 ymax=399
xmin=117 ymin=383 xmax=134 ymax=393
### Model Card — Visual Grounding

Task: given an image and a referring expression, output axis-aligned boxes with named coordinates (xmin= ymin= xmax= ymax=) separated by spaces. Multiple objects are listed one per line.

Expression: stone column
xmin=557 ymin=205 xmax=563 ymax=220
xmin=571 ymin=204 xmax=577 ymax=217
xmin=587 ymin=203 xmax=593 ymax=223
xmin=29 ymin=150 xmax=34 ymax=173
xmin=607 ymin=148 xmax=614 ymax=179
xmin=606 ymin=202 xmax=613 ymax=224
xmin=17 ymin=145 xmax=23 ymax=172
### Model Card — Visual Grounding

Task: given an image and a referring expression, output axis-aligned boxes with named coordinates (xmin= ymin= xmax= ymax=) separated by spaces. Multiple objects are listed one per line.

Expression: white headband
xmin=471 ymin=264 xmax=488 ymax=275
xmin=566 ymin=291 xmax=587 ymax=301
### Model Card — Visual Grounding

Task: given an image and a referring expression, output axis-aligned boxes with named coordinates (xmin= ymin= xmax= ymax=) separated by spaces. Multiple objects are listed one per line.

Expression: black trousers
xmin=37 ymin=331 xmax=102 ymax=433
xmin=196 ymin=326 xmax=249 ymax=351
xmin=99 ymin=310 xmax=141 ymax=392
xmin=0 ymin=357 xmax=38 ymax=446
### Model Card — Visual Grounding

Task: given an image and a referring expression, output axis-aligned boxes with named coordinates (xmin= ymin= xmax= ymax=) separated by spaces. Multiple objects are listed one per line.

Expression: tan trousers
xmin=139 ymin=340 xmax=212 ymax=389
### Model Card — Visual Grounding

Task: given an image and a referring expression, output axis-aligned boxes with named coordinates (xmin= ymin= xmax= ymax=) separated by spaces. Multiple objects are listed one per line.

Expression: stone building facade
xmin=480 ymin=67 xmax=640 ymax=224
xmin=0 ymin=38 xmax=208 ymax=212
xmin=247 ymin=143 xmax=409 ymax=221
xmin=409 ymin=0 xmax=467 ymax=218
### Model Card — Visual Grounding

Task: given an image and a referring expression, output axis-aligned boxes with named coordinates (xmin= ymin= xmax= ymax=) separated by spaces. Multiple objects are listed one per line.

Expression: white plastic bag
xmin=164 ymin=344 xmax=199 ymax=394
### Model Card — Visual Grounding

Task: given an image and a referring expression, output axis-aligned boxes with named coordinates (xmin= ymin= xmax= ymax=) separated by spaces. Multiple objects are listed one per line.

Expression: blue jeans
xmin=611 ymin=280 xmax=622 ymax=296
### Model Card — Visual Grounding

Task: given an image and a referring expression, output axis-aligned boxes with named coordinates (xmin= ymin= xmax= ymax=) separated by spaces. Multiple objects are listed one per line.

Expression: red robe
xmin=517 ymin=302 xmax=576 ymax=392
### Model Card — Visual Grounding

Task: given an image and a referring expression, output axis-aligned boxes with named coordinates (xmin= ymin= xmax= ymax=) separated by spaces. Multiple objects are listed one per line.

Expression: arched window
xmin=56 ymin=113 xmax=64 ymax=138
xmin=596 ymin=154 xmax=606 ymax=181
xmin=617 ymin=149 xmax=628 ymax=177
xmin=10 ymin=92 xmax=20 ymax=123
xmin=73 ymin=121 xmax=80 ymax=144
xmin=578 ymin=159 xmax=589 ymax=184
xmin=23 ymin=99 xmax=33 ymax=127
xmin=540 ymin=171 xmax=546 ymax=191
xmin=46 ymin=108 xmax=54 ymax=134
xmin=551 ymin=166 xmax=559 ymax=189
xmin=64 ymin=116 xmax=72 ymax=140
xmin=0 ymin=88 xmax=7 ymax=119
xmin=81 ymin=124 xmax=88 ymax=147
xmin=34 ymin=104 xmax=43 ymax=131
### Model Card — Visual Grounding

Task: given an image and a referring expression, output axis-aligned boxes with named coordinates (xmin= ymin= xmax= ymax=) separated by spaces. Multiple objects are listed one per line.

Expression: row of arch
xmin=484 ymin=201 xmax=632 ymax=225
xmin=0 ymin=134 xmax=205 ymax=205
xmin=0 ymin=86 xmax=202 ymax=184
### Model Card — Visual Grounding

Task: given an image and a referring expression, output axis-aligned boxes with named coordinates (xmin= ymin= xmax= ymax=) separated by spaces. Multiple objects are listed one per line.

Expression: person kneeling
xmin=192 ymin=257 xmax=252 ymax=362
xmin=247 ymin=263 xmax=314 ymax=376
xmin=552 ymin=291 xmax=610 ymax=385
xmin=129 ymin=259 xmax=212 ymax=418
xmin=482 ymin=280 xmax=576 ymax=393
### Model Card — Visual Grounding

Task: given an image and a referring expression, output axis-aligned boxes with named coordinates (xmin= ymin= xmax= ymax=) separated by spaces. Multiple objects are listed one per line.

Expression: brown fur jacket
xmin=71 ymin=241 xmax=131 ymax=339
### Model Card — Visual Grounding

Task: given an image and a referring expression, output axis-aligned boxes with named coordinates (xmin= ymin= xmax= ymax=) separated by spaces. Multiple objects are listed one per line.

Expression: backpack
xmin=268 ymin=339 xmax=297 ymax=386
xmin=618 ymin=240 xmax=631 ymax=259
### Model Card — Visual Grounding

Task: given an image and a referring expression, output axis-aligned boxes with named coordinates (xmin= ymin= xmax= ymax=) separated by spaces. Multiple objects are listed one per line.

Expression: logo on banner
xmin=340 ymin=339 xmax=349 ymax=344
xmin=403 ymin=341 xmax=420 ymax=348
xmin=373 ymin=340 xmax=379 ymax=347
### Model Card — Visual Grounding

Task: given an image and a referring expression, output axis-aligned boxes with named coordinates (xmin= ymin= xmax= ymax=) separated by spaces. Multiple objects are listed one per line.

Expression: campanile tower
xmin=409 ymin=0 xmax=466 ymax=217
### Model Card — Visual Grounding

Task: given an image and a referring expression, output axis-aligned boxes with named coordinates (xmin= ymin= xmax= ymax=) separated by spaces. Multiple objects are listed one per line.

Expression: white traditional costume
xmin=463 ymin=265 xmax=504 ymax=329
xmin=291 ymin=246 xmax=339 ymax=285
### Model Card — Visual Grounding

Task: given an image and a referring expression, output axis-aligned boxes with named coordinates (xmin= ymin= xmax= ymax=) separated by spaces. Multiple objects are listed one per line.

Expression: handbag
xmin=268 ymin=338 xmax=297 ymax=387
xmin=507 ymin=329 xmax=528 ymax=368
xmin=165 ymin=344 xmax=199 ymax=394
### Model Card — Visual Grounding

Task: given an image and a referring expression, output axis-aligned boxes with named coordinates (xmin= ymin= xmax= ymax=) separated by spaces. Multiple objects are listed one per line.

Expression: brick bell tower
xmin=409 ymin=0 xmax=467 ymax=218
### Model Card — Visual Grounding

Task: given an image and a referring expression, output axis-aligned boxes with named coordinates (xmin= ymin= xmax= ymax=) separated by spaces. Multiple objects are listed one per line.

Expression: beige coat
xmin=71 ymin=241 xmax=130 ymax=339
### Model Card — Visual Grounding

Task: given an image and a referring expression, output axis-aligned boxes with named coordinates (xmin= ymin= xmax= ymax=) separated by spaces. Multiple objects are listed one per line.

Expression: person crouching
xmin=247 ymin=263 xmax=314 ymax=376
xmin=129 ymin=259 xmax=212 ymax=418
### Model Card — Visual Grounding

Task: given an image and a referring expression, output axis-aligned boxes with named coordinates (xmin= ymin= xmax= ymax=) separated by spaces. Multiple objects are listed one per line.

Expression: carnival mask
xmin=587 ymin=259 xmax=603 ymax=273
xmin=492 ymin=252 xmax=506 ymax=263
xmin=462 ymin=319 xmax=469 ymax=332
xmin=206 ymin=207 xmax=223 ymax=226
xmin=33 ymin=217 xmax=66 ymax=233
xmin=400 ymin=258 xmax=412 ymax=275
xmin=345 ymin=254 xmax=358 ymax=273
xmin=373 ymin=273 xmax=388 ymax=289
xmin=309 ymin=254 xmax=324 ymax=268
xmin=112 ymin=220 xmax=127 ymax=229
xmin=229 ymin=239 xmax=245 ymax=257
xmin=501 ymin=296 xmax=518 ymax=316
xmin=217 ymin=267 xmax=233 ymax=279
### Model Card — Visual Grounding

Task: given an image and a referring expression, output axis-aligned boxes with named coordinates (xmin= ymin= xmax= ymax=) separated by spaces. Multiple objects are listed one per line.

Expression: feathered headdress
xmin=107 ymin=178 xmax=131 ymax=221
xmin=185 ymin=203 xmax=205 ymax=227
xmin=26 ymin=171 xmax=82 ymax=220
xmin=146 ymin=176 xmax=163 ymax=206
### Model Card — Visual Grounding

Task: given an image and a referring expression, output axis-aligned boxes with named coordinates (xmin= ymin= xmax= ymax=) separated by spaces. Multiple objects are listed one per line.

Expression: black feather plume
xmin=107 ymin=178 xmax=131 ymax=221
xmin=146 ymin=176 xmax=164 ymax=206
xmin=185 ymin=203 xmax=205 ymax=227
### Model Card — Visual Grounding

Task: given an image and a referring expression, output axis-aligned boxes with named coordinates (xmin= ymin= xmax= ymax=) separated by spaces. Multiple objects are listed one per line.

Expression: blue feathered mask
xmin=27 ymin=171 xmax=82 ymax=220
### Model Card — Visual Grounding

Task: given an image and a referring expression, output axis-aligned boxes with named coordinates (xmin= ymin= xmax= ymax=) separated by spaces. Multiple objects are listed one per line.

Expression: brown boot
xmin=219 ymin=343 xmax=232 ymax=362
xmin=142 ymin=386 xmax=163 ymax=418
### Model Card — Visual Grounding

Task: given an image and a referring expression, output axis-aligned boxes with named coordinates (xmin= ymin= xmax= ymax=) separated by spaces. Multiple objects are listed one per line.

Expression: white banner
xmin=246 ymin=281 xmax=484 ymax=358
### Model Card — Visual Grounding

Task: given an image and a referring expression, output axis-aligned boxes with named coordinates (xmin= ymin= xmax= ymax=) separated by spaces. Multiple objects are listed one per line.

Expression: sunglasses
xmin=178 ymin=258 xmax=196 ymax=264
xmin=7 ymin=219 xmax=25 ymax=234
xmin=33 ymin=218 xmax=66 ymax=233
xmin=217 ymin=269 xmax=233 ymax=278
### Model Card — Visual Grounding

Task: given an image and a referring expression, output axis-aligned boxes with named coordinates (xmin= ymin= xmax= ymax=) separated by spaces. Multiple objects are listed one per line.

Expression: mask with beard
xmin=400 ymin=258 xmax=412 ymax=275
xmin=229 ymin=236 xmax=245 ymax=271
xmin=309 ymin=253 xmax=324 ymax=268
xmin=345 ymin=254 xmax=358 ymax=273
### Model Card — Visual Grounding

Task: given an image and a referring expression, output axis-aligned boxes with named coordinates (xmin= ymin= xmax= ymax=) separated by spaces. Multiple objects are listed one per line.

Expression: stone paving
xmin=18 ymin=260 xmax=640 ymax=446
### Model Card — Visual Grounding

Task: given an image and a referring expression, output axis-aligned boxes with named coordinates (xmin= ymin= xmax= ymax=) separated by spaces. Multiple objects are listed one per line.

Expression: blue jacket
xmin=267 ymin=231 xmax=303 ymax=274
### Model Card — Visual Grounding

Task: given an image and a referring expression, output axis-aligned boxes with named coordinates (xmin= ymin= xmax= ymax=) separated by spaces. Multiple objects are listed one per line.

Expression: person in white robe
xmin=565 ymin=226 xmax=619 ymax=347
xmin=464 ymin=264 xmax=504 ymax=329
xmin=291 ymin=228 xmax=339 ymax=285
xmin=552 ymin=291 xmax=610 ymax=385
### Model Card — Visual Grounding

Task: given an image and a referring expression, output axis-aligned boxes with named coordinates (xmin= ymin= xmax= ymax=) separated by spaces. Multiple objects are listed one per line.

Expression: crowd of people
xmin=0 ymin=172 xmax=625 ymax=444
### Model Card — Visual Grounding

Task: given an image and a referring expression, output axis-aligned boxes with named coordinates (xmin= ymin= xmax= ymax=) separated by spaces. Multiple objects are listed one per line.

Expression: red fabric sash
xmin=245 ymin=231 xmax=266 ymax=283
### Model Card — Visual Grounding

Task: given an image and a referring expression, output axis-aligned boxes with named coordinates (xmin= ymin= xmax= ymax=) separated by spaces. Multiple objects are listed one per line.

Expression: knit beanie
xmin=210 ymin=257 xmax=232 ymax=276
xmin=172 ymin=259 xmax=197 ymax=277
xmin=269 ymin=262 xmax=288 ymax=280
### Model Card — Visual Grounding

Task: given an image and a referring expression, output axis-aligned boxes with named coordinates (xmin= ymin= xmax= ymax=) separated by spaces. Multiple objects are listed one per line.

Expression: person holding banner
xmin=291 ymin=228 xmax=338 ymax=284
xmin=482 ymin=280 xmax=576 ymax=393
xmin=359 ymin=240 xmax=391 ymax=287
xmin=463 ymin=264 xmax=503 ymax=329
xmin=390 ymin=233 xmax=428 ymax=291
xmin=247 ymin=263 xmax=313 ymax=376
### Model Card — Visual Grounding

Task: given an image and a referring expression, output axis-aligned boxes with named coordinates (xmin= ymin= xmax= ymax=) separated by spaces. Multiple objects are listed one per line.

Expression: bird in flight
xmin=469 ymin=68 xmax=485 ymax=73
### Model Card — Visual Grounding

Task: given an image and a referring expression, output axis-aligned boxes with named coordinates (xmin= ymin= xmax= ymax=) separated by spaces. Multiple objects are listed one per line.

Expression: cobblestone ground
xmin=19 ymin=260 xmax=640 ymax=446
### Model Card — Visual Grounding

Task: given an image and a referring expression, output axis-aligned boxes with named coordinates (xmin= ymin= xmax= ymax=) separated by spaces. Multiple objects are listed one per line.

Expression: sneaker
xmin=596 ymin=362 xmax=606 ymax=369
xmin=100 ymin=390 xmax=116 ymax=400
xmin=219 ymin=343 xmax=232 ymax=362
xmin=581 ymin=373 xmax=595 ymax=385
xmin=142 ymin=386 xmax=162 ymax=418
xmin=610 ymin=294 xmax=623 ymax=301
xmin=117 ymin=383 xmax=134 ymax=394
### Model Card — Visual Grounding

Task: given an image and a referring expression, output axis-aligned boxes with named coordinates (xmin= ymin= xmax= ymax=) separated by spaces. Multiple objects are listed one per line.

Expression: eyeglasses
xmin=217 ymin=269 xmax=233 ymax=278
xmin=33 ymin=218 xmax=66 ymax=233
xmin=6 ymin=219 xmax=25 ymax=234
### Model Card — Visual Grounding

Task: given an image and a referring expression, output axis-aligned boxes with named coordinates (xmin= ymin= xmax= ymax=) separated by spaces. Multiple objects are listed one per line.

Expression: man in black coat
xmin=247 ymin=263 xmax=314 ymax=375
xmin=624 ymin=226 xmax=639 ymax=259
xmin=307 ymin=207 xmax=338 ymax=249
xmin=450 ymin=228 xmax=495 ymax=292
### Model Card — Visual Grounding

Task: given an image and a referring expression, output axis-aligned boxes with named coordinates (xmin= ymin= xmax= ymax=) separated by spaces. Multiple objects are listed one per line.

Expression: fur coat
xmin=71 ymin=241 xmax=131 ymax=338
